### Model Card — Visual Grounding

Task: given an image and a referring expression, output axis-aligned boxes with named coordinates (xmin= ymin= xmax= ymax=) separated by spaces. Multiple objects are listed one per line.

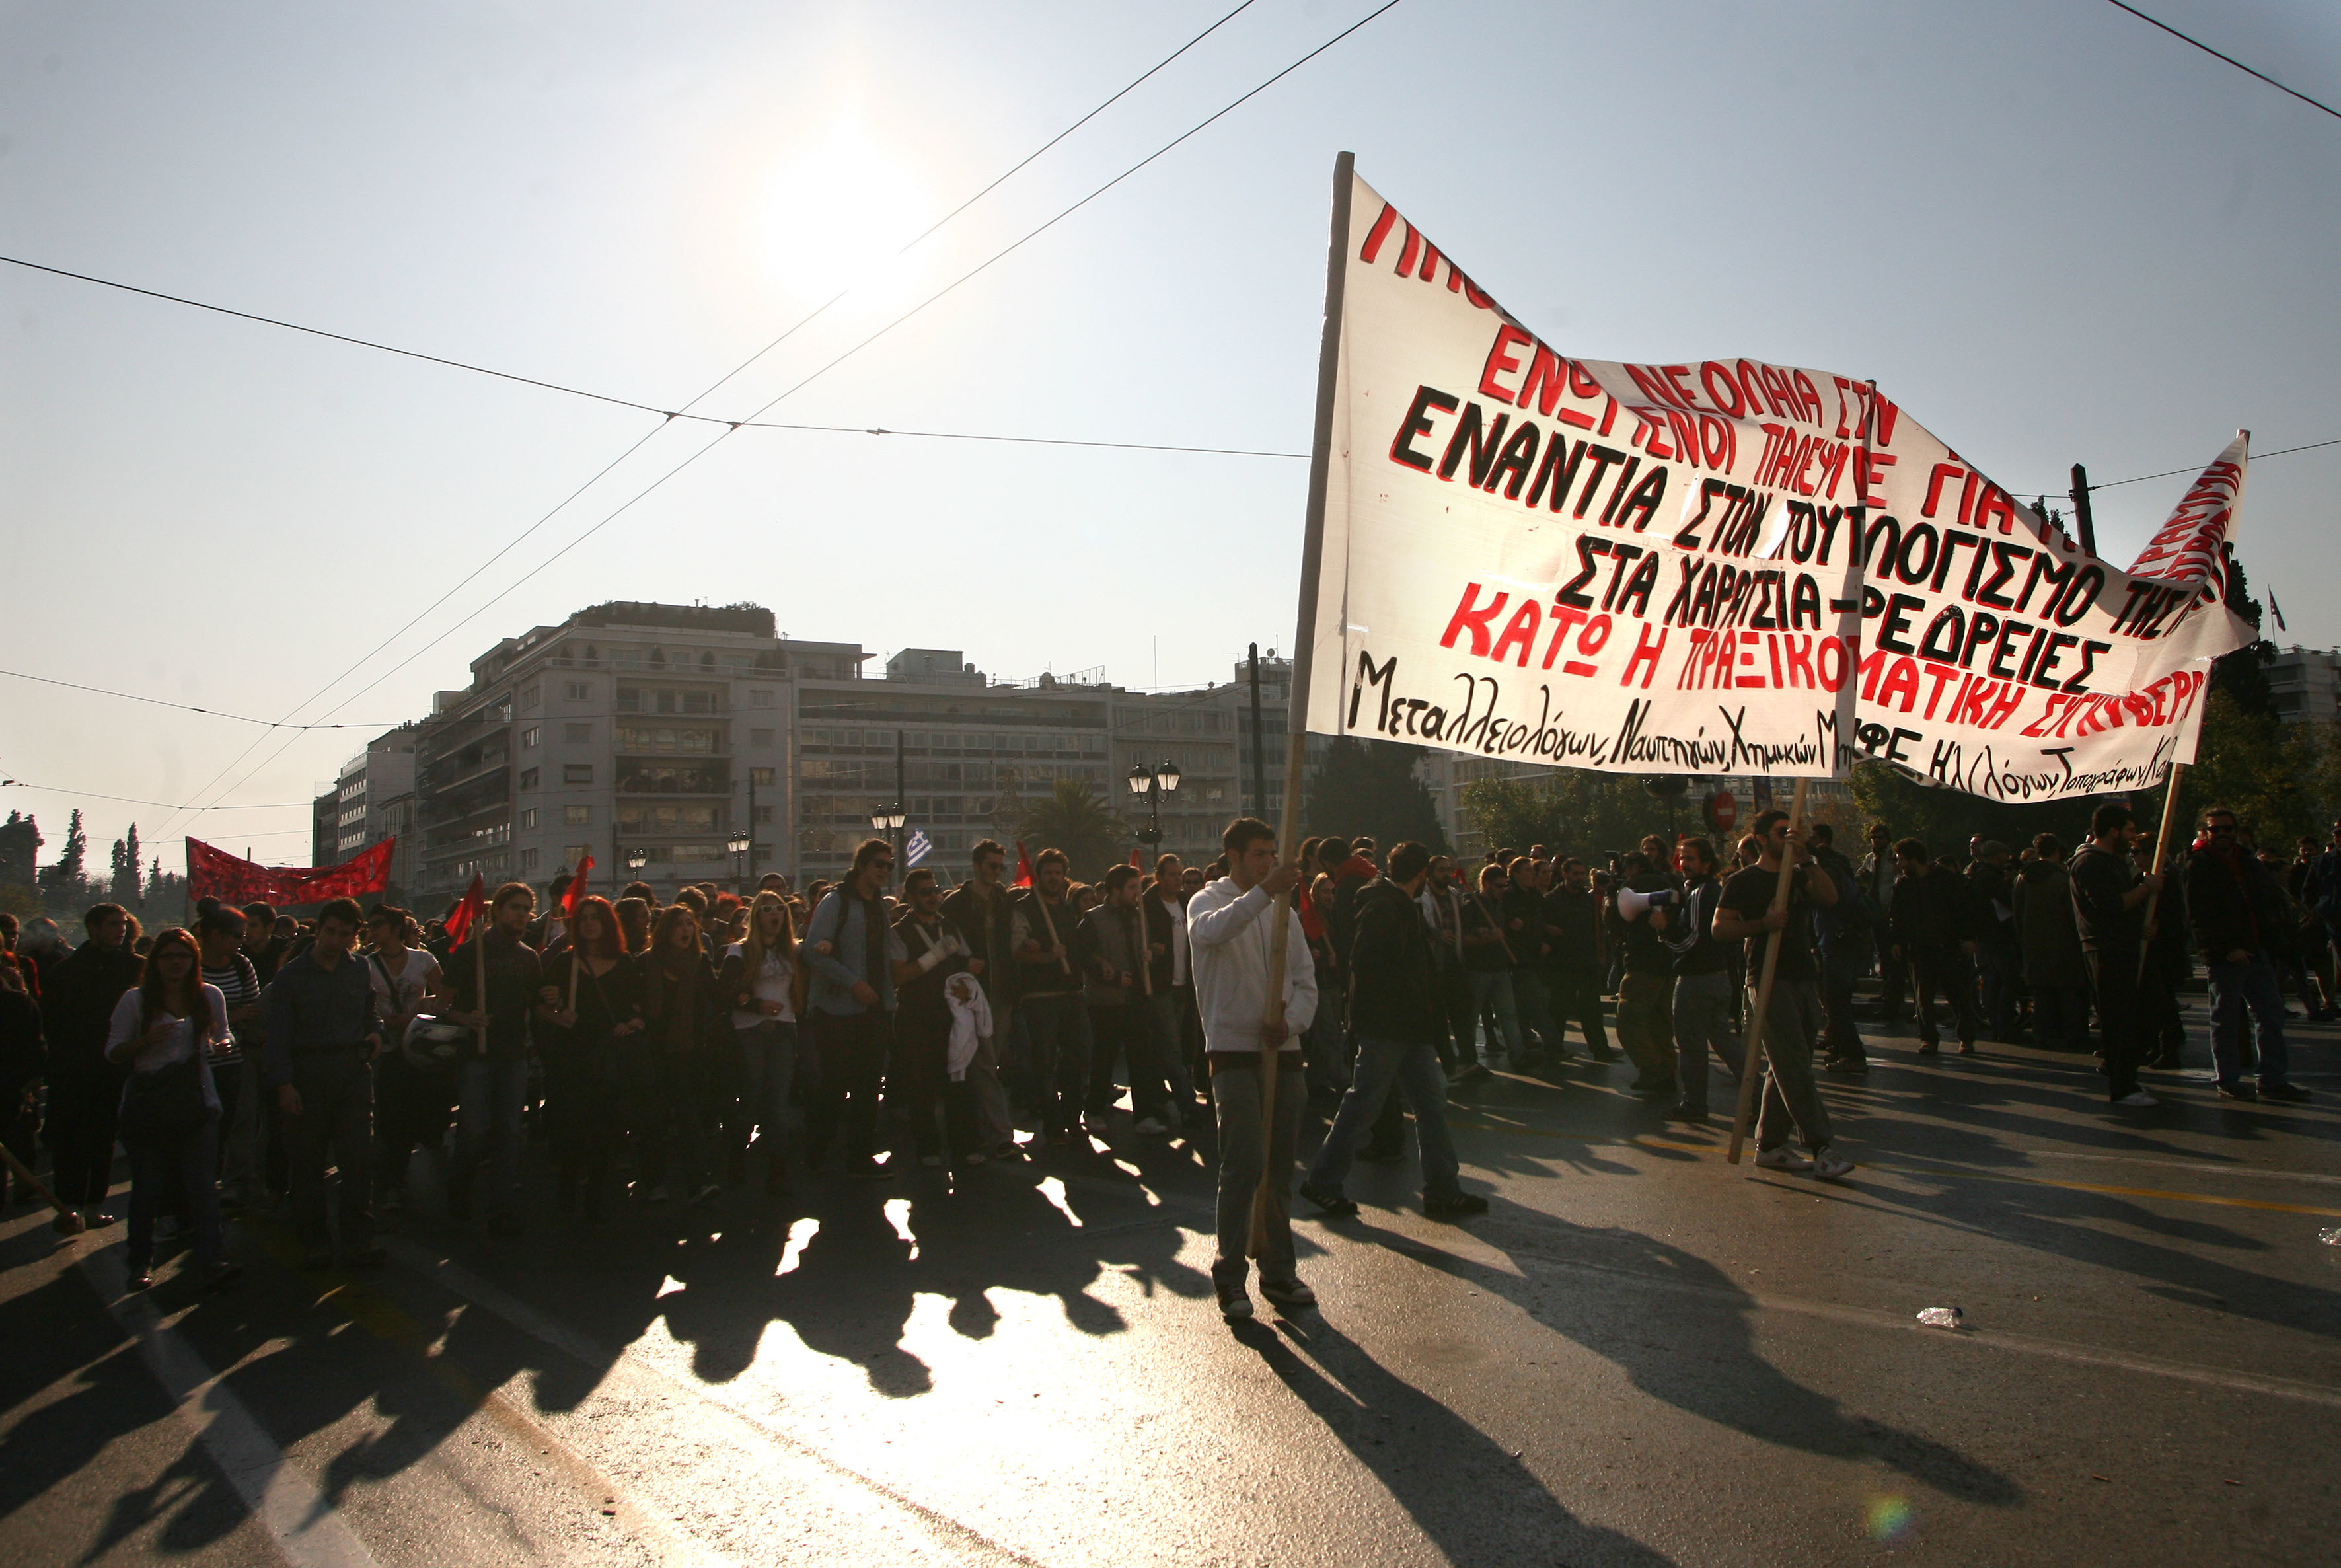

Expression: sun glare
xmin=757 ymin=120 xmax=934 ymax=305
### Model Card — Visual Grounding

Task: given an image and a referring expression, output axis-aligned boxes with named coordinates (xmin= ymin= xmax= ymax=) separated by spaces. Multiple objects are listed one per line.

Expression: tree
xmin=38 ymin=809 xmax=87 ymax=905
xmin=0 ymin=811 xmax=39 ymax=891
xmin=1459 ymin=769 xmax=1670 ymax=862
xmin=1303 ymin=737 xmax=1450 ymax=854
xmin=1017 ymin=778 xmax=1129 ymax=881
xmin=1846 ymin=760 xmax=2095 ymax=862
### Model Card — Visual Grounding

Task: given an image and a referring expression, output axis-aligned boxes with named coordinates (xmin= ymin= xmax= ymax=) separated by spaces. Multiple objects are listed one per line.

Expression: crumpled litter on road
xmin=1915 ymin=1306 xmax=1964 ymax=1329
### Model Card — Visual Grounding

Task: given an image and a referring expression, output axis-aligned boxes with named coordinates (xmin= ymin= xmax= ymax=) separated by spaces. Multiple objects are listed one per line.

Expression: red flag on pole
xmin=1128 ymin=849 xmax=1141 ymax=870
xmin=564 ymin=856 xmax=593 ymax=922
xmin=444 ymin=874 xmax=486 ymax=946
xmin=1013 ymin=841 xmax=1035 ymax=889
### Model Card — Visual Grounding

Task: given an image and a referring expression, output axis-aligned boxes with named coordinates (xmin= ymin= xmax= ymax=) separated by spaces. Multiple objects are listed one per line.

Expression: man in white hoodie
xmin=1187 ymin=816 xmax=1318 ymax=1320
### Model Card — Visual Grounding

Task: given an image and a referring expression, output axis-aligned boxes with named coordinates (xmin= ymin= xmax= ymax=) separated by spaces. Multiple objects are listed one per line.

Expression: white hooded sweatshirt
xmin=1185 ymin=876 xmax=1318 ymax=1053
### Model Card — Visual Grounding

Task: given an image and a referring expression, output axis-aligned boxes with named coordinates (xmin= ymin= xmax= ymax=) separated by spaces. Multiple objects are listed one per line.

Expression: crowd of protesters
xmin=0 ymin=798 xmax=2322 ymax=1316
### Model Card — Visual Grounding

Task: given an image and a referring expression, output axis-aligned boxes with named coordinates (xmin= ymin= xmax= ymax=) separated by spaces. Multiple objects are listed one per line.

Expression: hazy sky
xmin=5 ymin=1 xmax=2337 ymax=872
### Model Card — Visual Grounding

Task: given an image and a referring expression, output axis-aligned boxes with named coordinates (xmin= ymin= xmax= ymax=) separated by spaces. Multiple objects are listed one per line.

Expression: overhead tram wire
xmin=0 ymin=668 xmax=406 ymax=728
xmin=0 ymin=780 xmax=311 ymax=812
xmin=0 ymin=5 xmax=1267 ymax=443
xmin=2103 ymin=1 xmax=2341 ymax=123
xmin=2069 ymin=435 xmax=2341 ymax=494
xmin=167 ymin=0 xmax=1413 ymax=836
xmin=135 ymin=8 xmax=1305 ymax=840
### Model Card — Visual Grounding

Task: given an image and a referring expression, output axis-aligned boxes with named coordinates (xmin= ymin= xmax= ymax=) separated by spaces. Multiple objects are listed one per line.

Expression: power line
xmin=162 ymin=0 xmax=1407 ymax=838
xmin=0 ymin=667 xmax=408 ymax=728
xmin=2104 ymin=1 xmax=2341 ymax=123
xmin=2071 ymin=435 xmax=2341 ymax=494
xmin=0 ymin=780 xmax=311 ymax=811
xmin=745 ymin=0 xmax=1411 ymax=414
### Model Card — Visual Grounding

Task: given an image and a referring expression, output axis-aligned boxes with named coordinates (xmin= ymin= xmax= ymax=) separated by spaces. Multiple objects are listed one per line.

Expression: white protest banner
xmin=1301 ymin=168 xmax=2251 ymax=801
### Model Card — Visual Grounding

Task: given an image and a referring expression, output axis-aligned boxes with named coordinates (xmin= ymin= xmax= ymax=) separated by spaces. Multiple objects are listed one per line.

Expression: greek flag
xmin=904 ymin=829 xmax=934 ymax=868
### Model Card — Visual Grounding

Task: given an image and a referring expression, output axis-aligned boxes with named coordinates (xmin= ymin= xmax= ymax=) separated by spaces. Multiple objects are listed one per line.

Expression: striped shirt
xmin=202 ymin=955 xmax=261 ymax=1069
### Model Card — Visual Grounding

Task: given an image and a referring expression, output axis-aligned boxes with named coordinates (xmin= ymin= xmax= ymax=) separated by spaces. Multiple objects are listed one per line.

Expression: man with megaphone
xmin=1612 ymin=853 xmax=1682 ymax=1098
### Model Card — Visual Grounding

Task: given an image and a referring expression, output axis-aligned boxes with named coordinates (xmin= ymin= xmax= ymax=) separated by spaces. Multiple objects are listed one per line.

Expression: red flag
xmin=1128 ymin=849 xmax=1141 ymax=870
xmin=444 ymin=874 xmax=486 ymax=946
xmin=564 ymin=856 xmax=593 ymax=921
xmin=1296 ymin=877 xmax=1327 ymax=942
xmin=185 ymin=837 xmax=396 ymax=906
xmin=1013 ymin=841 xmax=1035 ymax=889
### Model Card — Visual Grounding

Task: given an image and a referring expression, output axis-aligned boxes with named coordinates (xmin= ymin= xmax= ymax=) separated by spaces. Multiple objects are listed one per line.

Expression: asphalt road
xmin=4 ymin=999 xmax=2336 ymax=1568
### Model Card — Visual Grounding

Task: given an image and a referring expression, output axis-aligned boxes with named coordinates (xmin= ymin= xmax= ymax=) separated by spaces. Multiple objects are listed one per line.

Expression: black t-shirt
xmin=1720 ymin=863 xmax=1817 ymax=983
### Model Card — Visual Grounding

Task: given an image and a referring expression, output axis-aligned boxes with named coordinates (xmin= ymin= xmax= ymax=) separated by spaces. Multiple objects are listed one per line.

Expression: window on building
xmin=750 ymin=728 xmax=774 ymax=747
xmin=520 ymin=685 xmax=540 ymax=711
xmin=564 ymin=844 xmax=591 ymax=866
xmin=615 ymin=724 xmax=718 ymax=755
xmin=563 ymin=763 xmax=593 ymax=784
xmin=751 ymin=689 xmax=774 ymax=707
xmin=518 ymin=847 xmax=540 ymax=872
xmin=755 ymin=805 xmax=773 ymax=823
xmin=564 ymin=804 xmax=591 ymax=825
xmin=518 ymin=767 xmax=540 ymax=790
xmin=519 ymin=808 xmax=539 ymax=828
xmin=521 ymin=726 xmax=541 ymax=749
xmin=566 ymin=722 xmax=592 ymax=744
xmin=749 ymin=767 xmax=776 ymax=786
xmin=564 ymin=680 xmax=590 ymax=700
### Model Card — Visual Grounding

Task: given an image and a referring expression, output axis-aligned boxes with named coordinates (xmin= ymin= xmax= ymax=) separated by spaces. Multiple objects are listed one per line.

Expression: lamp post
xmin=870 ymin=804 xmax=905 ymax=877
xmin=727 ymin=829 xmax=751 ymax=893
xmin=625 ymin=847 xmax=647 ymax=877
xmin=1125 ymin=759 xmax=1182 ymax=858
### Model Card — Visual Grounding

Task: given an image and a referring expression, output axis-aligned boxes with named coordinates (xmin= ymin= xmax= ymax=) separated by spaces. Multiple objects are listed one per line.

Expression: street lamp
xmin=727 ymin=829 xmax=751 ymax=891
xmin=1126 ymin=759 xmax=1181 ymax=851
xmin=625 ymin=847 xmax=647 ymax=875
xmin=870 ymin=804 xmax=905 ymax=868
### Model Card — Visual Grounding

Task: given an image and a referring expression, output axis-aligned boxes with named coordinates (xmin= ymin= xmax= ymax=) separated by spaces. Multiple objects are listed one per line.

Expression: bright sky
xmin=4 ymin=1 xmax=2337 ymax=874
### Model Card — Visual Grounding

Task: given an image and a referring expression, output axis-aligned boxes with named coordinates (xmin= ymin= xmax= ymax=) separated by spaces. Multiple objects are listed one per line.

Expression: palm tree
xmin=1018 ymin=778 xmax=1129 ymax=881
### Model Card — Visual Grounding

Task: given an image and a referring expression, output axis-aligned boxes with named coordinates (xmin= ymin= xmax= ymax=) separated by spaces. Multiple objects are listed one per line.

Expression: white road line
xmin=77 ymin=1245 xmax=383 ymax=1568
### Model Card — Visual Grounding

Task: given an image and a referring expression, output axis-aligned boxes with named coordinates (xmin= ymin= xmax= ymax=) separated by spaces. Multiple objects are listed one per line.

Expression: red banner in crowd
xmin=185 ymin=837 xmax=396 ymax=907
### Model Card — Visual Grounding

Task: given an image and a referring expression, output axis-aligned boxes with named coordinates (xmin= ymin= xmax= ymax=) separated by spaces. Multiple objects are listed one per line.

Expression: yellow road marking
xmin=1446 ymin=1118 xmax=2341 ymax=1218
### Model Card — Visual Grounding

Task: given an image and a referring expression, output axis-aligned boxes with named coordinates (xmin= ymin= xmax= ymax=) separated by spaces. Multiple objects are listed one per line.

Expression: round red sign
xmin=1705 ymin=790 xmax=1738 ymax=835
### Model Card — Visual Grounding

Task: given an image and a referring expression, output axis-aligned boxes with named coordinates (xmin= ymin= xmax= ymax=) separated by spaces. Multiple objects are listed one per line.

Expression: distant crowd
xmin=0 ymin=798 xmax=2324 ymax=1316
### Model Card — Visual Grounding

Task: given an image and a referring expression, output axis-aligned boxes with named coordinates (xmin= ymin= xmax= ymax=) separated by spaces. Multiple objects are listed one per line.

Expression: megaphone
xmin=1616 ymin=885 xmax=1678 ymax=920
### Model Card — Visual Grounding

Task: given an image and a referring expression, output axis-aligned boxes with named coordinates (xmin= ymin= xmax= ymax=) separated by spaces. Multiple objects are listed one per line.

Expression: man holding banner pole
xmin=1188 ymin=817 xmax=1316 ymax=1320
xmin=1713 ymin=800 xmax=1853 ymax=1181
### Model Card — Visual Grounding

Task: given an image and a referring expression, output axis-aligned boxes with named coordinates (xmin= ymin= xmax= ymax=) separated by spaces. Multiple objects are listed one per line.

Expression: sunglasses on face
xmin=2208 ymin=823 xmax=2237 ymax=835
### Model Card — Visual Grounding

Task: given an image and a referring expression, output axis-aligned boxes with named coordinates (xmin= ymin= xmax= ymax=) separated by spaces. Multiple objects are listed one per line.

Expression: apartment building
xmin=406 ymin=601 xmax=864 ymax=909
xmin=2268 ymin=647 xmax=2340 ymax=726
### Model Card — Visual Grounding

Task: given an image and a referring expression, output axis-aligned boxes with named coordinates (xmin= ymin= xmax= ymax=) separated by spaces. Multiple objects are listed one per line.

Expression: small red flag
xmin=1128 ymin=848 xmax=1141 ymax=870
xmin=1013 ymin=841 xmax=1035 ymax=889
xmin=444 ymin=874 xmax=486 ymax=946
xmin=564 ymin=855 xmax=593 ymax=921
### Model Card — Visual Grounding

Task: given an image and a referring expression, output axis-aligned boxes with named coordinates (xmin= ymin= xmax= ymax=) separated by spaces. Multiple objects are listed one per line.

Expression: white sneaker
xmin=2114 ymin=1090 xmax=2160 ymax=1107
xmin=1754 ymin=1146 xmax=1814 ymax=1172
xmin=1134 ymin=1117 xmax=1168 ymax=1135
xmin=1810 ymin=1150 xmax=1855 ymax=1181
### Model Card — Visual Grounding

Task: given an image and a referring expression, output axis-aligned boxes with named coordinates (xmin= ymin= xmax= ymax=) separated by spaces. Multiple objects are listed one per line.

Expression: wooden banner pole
xmin=1251 ymin=149 xmax=1353 ymax=1260
xmin=1727 ymin=777 xmax=1809 ymax=1165
xmin=2137 ymin=763 xmax=2188 ymax=983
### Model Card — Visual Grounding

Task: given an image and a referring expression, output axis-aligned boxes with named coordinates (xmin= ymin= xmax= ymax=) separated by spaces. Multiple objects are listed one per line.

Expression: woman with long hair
xmin=103 ymin=928 xmax=239 ymax=1290
xmin=614 ymin=895 xmax=653 ymax=956
xmin=534 ymin=896 xmax=645 ymax=1220
xmin=716 ymin=890 xmax=799 ymax=1197
xmin=636 ymin=903 xmax=721 ymax=1204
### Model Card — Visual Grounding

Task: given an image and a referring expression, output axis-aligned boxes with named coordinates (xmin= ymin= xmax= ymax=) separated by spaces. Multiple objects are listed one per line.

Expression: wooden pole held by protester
xmin=1 ymin=1142 xmax=85 ymax=1234
xmin=1727 ymin=778 xmax=1810 ymax=1165
xmin=1251 ymin=151 xmax=1353 ymax=1260
xmin=2137 ymin=764 xmax=2188 ymax=983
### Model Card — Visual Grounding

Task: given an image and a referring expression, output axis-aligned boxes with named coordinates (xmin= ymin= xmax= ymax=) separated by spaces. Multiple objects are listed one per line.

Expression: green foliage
xmin=1846 ymin=761 xmax=2097 ymax=861
xmin=1017 ymin=778 xmax=1129 ymax=881
xmin=38 ymin=809 xmax=87 ymax=907
xmin=2155 ymin=689 xmax=2322 ymax=849
xmin=1460 ymin=771 xmax=1683 ymax=861
xmin=1303 ymin=737 xmax=1450 ymax=854
xmin=0 ymin=811 xmax=40 ymax=891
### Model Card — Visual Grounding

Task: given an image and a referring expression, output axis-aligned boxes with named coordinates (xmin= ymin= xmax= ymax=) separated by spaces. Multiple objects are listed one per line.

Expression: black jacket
xmin=940 ymin=881 xmax=1019 ymax=1007
xmin=42 ymin=940 xmax=143 ymax=1075
xmin=1345 ymin=879 xmax=1438 ymax=1043
xmin=1964 ymin=862 xmax=2017 ymax=947
xmin=2069 ymin=841 xmax=2143 ymax=952
xmin=1541 ymin=885 xmax=1602 ymax=972
xmin=2186 ymin=841 xmax=2289 ymax=962
xmin=1890 ymin=864 xmax=1979 ymax=953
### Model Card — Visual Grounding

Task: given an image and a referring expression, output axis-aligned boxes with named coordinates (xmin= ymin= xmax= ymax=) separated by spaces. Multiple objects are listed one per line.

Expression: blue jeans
xmin=1510 ymin=970 xmax=1561 ymax=1061
xmin=2206 ymin=952 xmax=2290 ymax=1086
xmin=1307 ymin=1033 xmax=1462 ymax=1199
xmin=453 ymin=1056 xmax=530 ymax=1219
xmin=125 ymin=1112 xmax=224 ymax=1275
xmin=1018 ymin=994 xmax=1094 ymax=1136
xmin=733 ymin=1021 xmax=797 ymax=1162
xmin=1466 ymin=971 xmax=1522 ymax=1057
